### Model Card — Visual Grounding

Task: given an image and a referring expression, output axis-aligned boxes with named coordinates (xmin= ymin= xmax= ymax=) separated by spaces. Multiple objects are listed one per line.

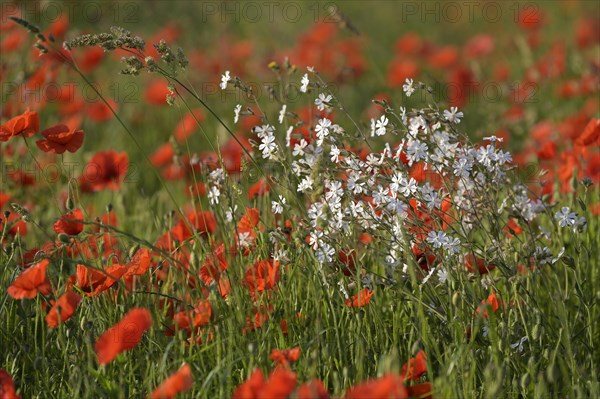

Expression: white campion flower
xmin=370 ymin=118 xmax=376 ymax=137
xmin=443 ymin=237 xmax=461 ymax=254
xmin=259 ymin=133 xmax=277 ymax=159
xmin=555 ymin=207 xmax=577 ymax=227
xmin=422 ymin=267 xmax=436 ymax=284
xmin=372 ymin=185 xmax=390 ymax=206
xmin=347 ymin=172 xmax=365 ymax=194
xmin=510 ymin=336 xmax=528 ymax=352
xmin=225 ymin=205 xmax=238 ymax=222
xmin=437 ymin=268 xmax=448 ymax=283
xmin=325 ymin=180 xmax=343 ymax=201
xmin=208 ymin=185 xmax=220 ymax=205
xmin=453 ymin=158 xmax=472 ymax=178
xmin=254 ymin=124 xmax=275 ymax=139
xmin=330 ymin=144 xmax=341 ymax=163
xmin=300 ymin=73 xmax=309 ymax=93
xmin=271 ymin=195 xmax=286 ymax=214
xmin=483 ymin=135 xmax=504 ymax=143
xmin=443 ymin=106 xmax=464 ymax=124
xmin=308 ymin=230 xmax=323 ymax=250
xmin=403 ymin=78 xmax=415 ymax=97
xmin=406 ymin=139 xmax=428 ymax=165
xmin=316 ymin=242 xmax=335 ymax=263
xmin=374 ymin=115 xmax=389 ymax=136
xmin=399 ymin=106 xmax=407 ymax=125
xmin=278 ymin=104 xmax=287 ymax=124
xmin=220 ymin=71 xmax=231 ymax=90
xmin=297 ymin=176 xmax=313 ymax=192
xmin=387 ymin=196 xmax=408 ymax=217
xmin=315 ymin=93 xmax=333 ymax=111
xmin=233 ymin=104 xmax=242 ymax=124
xmin=209 ymin=168 xmax=224 ymax=183
xmin=293 ymin=139 xmax=308 ymax=157
xmin=426 ymin=230 xmax=448 ymax=249
xmin=408 ymin=115 xmax=426 ymax=137
xmin=315 ymin=118 xmax=332 ymax=145
xmin=237 ymin=231 xmax=253 ymax=247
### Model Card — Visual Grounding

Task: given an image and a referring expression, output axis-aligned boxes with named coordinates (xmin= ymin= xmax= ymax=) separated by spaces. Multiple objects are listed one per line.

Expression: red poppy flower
xmin=242 ymin=306 xmax=272 ymax=334
xmin=80 ymin=150 xmax=129 ymax=192
xmin=536 ymin=141 xmax=556 ymax=160
xmin=87 ymin=99 xmax=117 ymax=122
xmin=576 ymin=118 xmax=600 ymax=147
xmin=77 ymin=263 xmax=127 ymax=296
xmin=232 ymin=369 xmax=265 ymax=399
xmin=248 ymin=178 xmax=270 ymax=199
xmin=338 ymin=249 xmax=357 ymax=276
xmin=171 ymin=300 xmax=212 ymax=334
xmin=428 ymin=46 xmax=458 ymax=69
xmin=199 ymin=243 xmax=228 ymax=285
xmin=238 ymin=208 xmax=260 ymax=235
xmin=244 ymin=259 xmax=280 ymax=295
xmin=259 ymin=368 xmax=298 ymax=399
xmin=36 ymin=124 xmax=84 ymax=154
xmin=269 ymin=347 xmax=301 ymax=367
xmin=476 ymin=292 xmax=500 ymax=318
xmin=145 ymin=80 xmax=171 ymax=106
xmin=150 ymin=143 xmax=175 ymax=167
xmin=406 ymin=382 xmax=433 ymax=399
xmin=395 ymin=32 xmax=422 ymax=55
xmin=169 ymin=211 xmax=217 ymax=244
xmin=78 ymin=46 xmax=105 ymax=72
xmin=387 ymin=59 xmax=420 ymax=88
xmin=345 ymin=288 xmax=374 ymax=308
xmin=122 ymin=248 xmax=152 ymax=279
xmin=463 ymin=34 xmax=494 ymax=59
xmin=0 ymin=192 xmax=10 ymax=210
xmin=400 ymin=351 xmax=428 ymax=381
xmin=296 ymin=380 xmax=330 ymax=399
xmin=95 ymin=308 xmax=152 ymax=365
xmin=173 ymin=109 xmax=204 ymax=142
xmin=0 ymin=369 xmax=20 ymax=399
xmin=0 ymin=108 xmax=39 ymax=142
xmin=53 ymin=209 xmax=84 ymax=236
xmin=0 ymin=212 xmax=28 ymax=238
xmin=1 ymin=28 xmax=26 ymax=53
xmin=345 ymin=374 xmax=407 ymax=399
xmin=150 ymin=363 xmax=194 ymax=399
xmin=7 ymin=259 xmax=52 ymax=299
xmin=45 ymin=290 xmax=82 ymax=328
xmin=465 ymin=254 xmax=495 ymax=275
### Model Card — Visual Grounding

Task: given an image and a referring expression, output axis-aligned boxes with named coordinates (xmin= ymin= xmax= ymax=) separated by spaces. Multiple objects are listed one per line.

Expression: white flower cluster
xmin=230 ymin=70 xmax=581 ymax=287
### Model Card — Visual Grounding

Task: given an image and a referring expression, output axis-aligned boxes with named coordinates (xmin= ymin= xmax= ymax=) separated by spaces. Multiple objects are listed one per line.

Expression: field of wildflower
xmin=1 ymin=1 xmax=599 ymax=398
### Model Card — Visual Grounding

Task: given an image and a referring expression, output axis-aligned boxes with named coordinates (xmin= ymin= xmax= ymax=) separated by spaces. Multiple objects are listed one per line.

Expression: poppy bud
xmin=65 ymin=196 xmax=75 ymax=211
xmin=129 ymin=244 xmax=140 ymax=259
xmin=520 ymin=373 xmax=530 ymax=389
xmin=452 ymin=291 xmax=460 ymax=306
xmin=532 ymin=323 xmax=541 ymax=341
xmin=546 ymin=364 xmax=555 ymax=384
xmin=58 ymin=233 xmax=71 ymax=244
xmin=411 ymin=340 xmax=422 ymax=355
